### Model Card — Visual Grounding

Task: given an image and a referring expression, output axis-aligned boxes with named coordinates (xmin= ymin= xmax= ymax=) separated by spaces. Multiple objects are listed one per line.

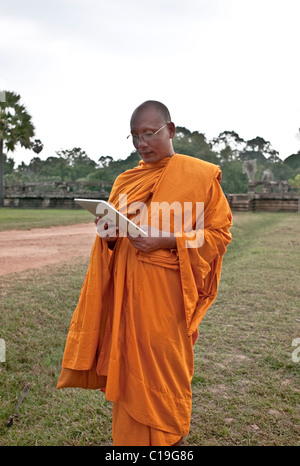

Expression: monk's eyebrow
xmin=131 ymin=127 xmax=156 ymax=134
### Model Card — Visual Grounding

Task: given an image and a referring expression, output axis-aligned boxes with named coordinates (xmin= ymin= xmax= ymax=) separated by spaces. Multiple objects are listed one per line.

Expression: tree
xmin=220 ymin=161 xmax=248 ymax=194
xmin=55 ymin=147 xmax=97 ymax=180
xmin=0 ymin=91 xmax=39 ymax=206
xmin=211 ymin=130 xmax=245 ymax=162
xmin=284 ymin=151 xmax=300 ymax=170
xmin=241 ymin=136 xmax=279 ymax=162
xmin=98 ymin=155 xmax=113 ymax=167
xmin=173 ymin=126 xmax=218 ymax=163
xmin=40 ymin=156 xmax=71 ymax=181
xmin=3 ymin=154 xmax=15 ymax=174
xmin=31 ymin=139 xmax=44 ymax=154
xmin=288 ymin=174 xmax=300 ymax=194
xmin=27 ymin=156 xmax=44 ymax=176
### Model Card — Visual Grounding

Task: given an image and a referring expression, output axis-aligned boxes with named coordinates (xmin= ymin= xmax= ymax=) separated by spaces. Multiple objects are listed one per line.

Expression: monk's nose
xmin=136 ymin=137 xmax=148 ymax=148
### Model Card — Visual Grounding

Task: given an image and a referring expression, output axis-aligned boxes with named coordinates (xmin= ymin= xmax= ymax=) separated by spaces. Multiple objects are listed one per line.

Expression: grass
xmin=0 ymin=207 xmax=91 ymax=231
xmin=0 ymin=211 xmax=299 ymax=446
xmin=191 ymin=212 xmax=300 ymax=446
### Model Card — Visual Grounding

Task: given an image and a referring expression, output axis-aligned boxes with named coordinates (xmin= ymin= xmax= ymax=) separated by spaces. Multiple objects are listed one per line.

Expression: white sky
xmin=0 ymin=0 xmax=299 ymax=166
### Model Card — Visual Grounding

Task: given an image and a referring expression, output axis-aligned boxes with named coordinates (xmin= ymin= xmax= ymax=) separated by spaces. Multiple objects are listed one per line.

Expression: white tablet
xmin=74 ymin=198 xmax=148 ymax=237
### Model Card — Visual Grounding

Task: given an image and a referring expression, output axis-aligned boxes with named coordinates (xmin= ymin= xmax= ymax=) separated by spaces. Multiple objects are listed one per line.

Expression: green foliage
xmin=3 ymin=123 xmax=300 ymax=195
xmin=99 ymin=155 xmax=113 ymax=167
xmin=211 ymin=130 xmax=245 ymax=162
xmin=1 ymin=91 xmax=298 ymax=202
xmin=0 ymin=91 xmax=35 ymax=151
xmin=3 ymin=153 xmax=15 ymax=174
xmin=253 ymin=157 xmax=295 ymax=182
xmin=31 ymin=139 xmax=44 ymax=154
xmin=173 ymin=126 xmax=218 ymax=163
xmin=56 ymin=147 xmax=97 ymax=181
xmin=220 ymin=161 xmax=248 ymax=194
xmin=264 ymin=160 xmax=295 ymax=181
xmin=288 ymin=174 xmax=300 ymax=193
xmin=245 ymin=136 xmax=280 ymax=160
xmin=88 ymin=151 xmax=141 ymax=183
xmin=0 ymin=91 xmax=41 ymax=205
xmin=284 ymin=151 xmax=300 ymax=170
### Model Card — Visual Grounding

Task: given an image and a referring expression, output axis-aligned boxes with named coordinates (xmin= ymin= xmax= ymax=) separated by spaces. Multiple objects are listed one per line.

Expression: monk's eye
xmin=130 ymin=132 xmax=155 ymax=146
xmin=143 ymin=132 xmax=155 ymax=140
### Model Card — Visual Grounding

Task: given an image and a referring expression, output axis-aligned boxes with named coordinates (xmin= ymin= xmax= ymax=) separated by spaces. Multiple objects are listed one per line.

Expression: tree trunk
xmin=0 ymin=138 xmax=4 ymax=207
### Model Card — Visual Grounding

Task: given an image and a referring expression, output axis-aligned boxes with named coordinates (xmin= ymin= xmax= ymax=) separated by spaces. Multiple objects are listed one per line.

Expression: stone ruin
xmin=228 ymin=160 xmax=299 ymax=212
xmin=3 ymin=181 xmax=112 ymax=209
xmin=242 ymin=159 xmax=257 ymax=182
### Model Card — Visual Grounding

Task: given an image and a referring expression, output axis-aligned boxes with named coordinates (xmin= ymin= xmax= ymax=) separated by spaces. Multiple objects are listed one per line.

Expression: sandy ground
xmin=0 ymin=223 xmax=97 ymax=276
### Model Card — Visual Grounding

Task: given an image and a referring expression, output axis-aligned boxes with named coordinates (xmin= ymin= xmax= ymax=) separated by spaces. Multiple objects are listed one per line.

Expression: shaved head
xmin=129 ymin=100 xmax=175 ymax=163
xmin=130 ymin=100 xmax=172 ymax=127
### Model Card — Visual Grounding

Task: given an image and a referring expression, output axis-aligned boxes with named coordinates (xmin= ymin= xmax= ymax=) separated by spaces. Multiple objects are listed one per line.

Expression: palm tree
xmin=0 ymin=91 xmax=37 ymax=206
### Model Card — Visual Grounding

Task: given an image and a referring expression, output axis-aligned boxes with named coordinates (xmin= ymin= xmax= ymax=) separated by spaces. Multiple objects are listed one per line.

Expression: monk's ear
xmin=168 ymin=122 xmax=176 ymax=139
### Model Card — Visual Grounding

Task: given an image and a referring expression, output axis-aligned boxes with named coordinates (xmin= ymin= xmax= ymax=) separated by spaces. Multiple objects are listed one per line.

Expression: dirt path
xmin=0 ymin=223 xmax=96 ymax=276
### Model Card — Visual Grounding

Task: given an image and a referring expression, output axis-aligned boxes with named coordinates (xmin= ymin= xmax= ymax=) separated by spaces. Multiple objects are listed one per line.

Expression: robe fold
xmin=57 ymin=153 xmax=232 ymax=441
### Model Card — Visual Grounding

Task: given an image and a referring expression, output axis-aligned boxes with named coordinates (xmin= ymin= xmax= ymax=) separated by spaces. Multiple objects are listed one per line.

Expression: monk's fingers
xmin=96 ymin=216 xmax=118 ymax=229
xmin=96 ymin=217 xmax=109 ymax=227
xmin=127 ymin=235 xmax=155 ymax=252
xmin=139 ymin=225 xmax=165 ymax=238
xmin=97 ymin=223 xmax=118 ymax=238
xmin=105 ymin=225 xmax=119 ymax=236
xmin=127 ymin=231 xmax=147 ymax=240
xmin=94 ymin=215 xmax=109 ymax=226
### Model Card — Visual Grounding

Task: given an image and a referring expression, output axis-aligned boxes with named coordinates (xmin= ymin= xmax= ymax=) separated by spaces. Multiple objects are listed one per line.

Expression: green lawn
xmin=0 ymin=211 xmax=299 ymax=446
xmin=0 ymin=207 xmax=91 ymax=231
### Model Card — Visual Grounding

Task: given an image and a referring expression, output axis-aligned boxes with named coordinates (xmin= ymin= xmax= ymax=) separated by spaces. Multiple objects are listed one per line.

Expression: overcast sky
xmin=0 ymin=0 xmax=299 ymax=166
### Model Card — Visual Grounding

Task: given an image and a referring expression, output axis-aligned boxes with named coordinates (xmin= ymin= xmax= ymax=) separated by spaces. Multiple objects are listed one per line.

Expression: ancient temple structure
xmin=227 ymin=160 xmax=300 ymax=212
xmin=3 ymin=161 xmax=299 ymax=212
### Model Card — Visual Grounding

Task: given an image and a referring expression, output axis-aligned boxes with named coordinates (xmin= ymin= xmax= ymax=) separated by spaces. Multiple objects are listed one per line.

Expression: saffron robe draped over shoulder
xmin=57 ymin=153 xmax=232 ymax=439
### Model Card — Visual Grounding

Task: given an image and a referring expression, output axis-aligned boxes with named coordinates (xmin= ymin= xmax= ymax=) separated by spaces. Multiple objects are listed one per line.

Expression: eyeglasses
xmin=127 ymin=124 xmax=168 ymax=146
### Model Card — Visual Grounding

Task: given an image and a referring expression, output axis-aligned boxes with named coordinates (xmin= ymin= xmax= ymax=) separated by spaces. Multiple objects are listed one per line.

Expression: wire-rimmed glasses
xmin=127 ymin=124 xmax=168 ymax=146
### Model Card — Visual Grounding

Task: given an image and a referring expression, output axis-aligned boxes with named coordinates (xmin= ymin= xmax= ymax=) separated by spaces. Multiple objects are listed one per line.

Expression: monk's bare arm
xmin=96 ymin=219 xmax=177 ymax=252
xmin=95 ymin=217 xmax=119 ymax=249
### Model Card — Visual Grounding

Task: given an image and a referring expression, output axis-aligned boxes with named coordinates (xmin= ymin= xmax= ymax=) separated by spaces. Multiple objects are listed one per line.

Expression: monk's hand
xmin=95 ymin=216 xmax=119 ymax=243
xmin=127 ymin=225 xmax=177 ymax=252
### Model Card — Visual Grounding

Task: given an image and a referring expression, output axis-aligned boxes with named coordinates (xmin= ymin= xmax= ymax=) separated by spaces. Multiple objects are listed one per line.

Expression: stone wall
xmin=3 ymin=181 xmax=300 ymax=213
xmin=228 ymin=192 xmax=300 ymax=212
xmin=3 ymin=181 xmax=112 ymax=209
xmin=4 ymin=197 xmax=92 ymax=209
xmin=227 ymin=172 xmax=300 ymax=212
xmin=249 ymin=194 xmax=300 ymax=212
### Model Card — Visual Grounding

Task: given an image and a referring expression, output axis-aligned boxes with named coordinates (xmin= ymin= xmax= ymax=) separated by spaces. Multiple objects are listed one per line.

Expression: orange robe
xmin=57 ymin=154 xmax=232 ymax=446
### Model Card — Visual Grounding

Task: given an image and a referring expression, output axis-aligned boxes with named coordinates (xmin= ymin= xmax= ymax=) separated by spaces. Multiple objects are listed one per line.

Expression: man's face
xmin=130 ymin=106 xmax=175 ymax=163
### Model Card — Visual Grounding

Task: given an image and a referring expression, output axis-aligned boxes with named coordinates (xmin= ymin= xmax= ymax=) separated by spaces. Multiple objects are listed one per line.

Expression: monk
xmin=57 ymin=100 xmax=232 ymax=446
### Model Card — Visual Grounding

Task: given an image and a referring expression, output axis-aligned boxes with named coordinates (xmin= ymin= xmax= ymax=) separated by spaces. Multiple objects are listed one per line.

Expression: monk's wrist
xmin=162 ymin=234 xmax=177 ymax=249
